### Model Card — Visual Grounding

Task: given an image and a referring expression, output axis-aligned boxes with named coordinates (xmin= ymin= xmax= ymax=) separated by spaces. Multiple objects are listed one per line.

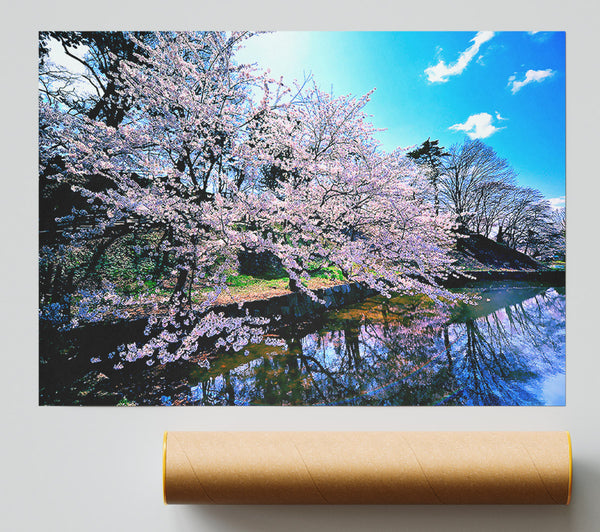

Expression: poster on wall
xmin=39 ymin=31 xmax=565 ymax=406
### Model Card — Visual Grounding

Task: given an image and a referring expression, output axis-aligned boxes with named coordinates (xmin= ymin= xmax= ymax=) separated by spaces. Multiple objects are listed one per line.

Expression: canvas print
xmin=39 ymin=31 xmax=565 ymax=406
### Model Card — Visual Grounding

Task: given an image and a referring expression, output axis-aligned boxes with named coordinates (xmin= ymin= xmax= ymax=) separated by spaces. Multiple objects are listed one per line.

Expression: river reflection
xmin=183 ymin=282 xmax=565 ymax=406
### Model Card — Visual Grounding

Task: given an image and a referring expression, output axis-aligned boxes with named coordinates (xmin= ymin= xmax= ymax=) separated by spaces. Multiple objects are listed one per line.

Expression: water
xmin=182 ymin=282 xmax=566 ymax=406
xmin=40 ymin=281 xmax=566 ymax=405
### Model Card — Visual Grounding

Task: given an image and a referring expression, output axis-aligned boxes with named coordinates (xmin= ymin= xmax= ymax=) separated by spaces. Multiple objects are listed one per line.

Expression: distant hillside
xmin=453 ymin=233 xmax=545 ymax=271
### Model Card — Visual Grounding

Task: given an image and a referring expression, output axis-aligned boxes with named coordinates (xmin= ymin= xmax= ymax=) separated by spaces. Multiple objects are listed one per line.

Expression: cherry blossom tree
xmin=39 ymin=31 xmax=462 ymax=369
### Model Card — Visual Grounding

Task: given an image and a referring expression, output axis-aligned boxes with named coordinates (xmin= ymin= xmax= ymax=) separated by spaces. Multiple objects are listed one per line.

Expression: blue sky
xmin=236 ymin=31 xmax=565 ymax=204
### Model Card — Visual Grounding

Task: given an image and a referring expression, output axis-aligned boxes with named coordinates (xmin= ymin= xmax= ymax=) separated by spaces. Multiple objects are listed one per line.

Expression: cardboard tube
xmin=163 ymin=431 xmax=572 ymax=505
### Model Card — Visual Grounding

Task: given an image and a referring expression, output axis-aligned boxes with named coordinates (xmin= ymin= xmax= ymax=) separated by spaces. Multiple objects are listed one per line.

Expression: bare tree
xmin=439 ymin=139 xmax=516 ymax=232
xmin=494 ymin=188 xmax=564 ymax=261
xmin=470 ymin=180 xmax=515 ymax=237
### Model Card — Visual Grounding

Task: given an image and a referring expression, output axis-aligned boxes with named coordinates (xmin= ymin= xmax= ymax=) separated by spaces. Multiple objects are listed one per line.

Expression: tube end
xmin=163 ymin=431 xmax=168 ymax=505
xmin=566 ymin=431 xmax=572 ymax=505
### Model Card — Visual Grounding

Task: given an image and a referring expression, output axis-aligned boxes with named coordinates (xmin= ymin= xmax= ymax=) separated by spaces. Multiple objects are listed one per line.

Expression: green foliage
xmin=77 ymin=231 xmax=173 ymax=295
xmin=406 ymin=137 xmax=449 ymax=166
xmin=116 ymin=396 xmax=136 ymax=406
xmin=310 ymin=265 xmax=344 ymax=281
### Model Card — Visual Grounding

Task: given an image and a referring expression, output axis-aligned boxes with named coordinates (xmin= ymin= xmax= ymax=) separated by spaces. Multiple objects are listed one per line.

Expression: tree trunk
xmin=170 ymin=267 xmax=189 ymax=305
xmin=288 ymin=276 xmax=300 ymax=292
xmin=496 ymin=226 xmax=504 ymax=244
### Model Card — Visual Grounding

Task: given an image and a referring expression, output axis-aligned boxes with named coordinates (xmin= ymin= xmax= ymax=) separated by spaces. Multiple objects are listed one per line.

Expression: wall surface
xmin=2 ymin=1 xmax=599 ymax=531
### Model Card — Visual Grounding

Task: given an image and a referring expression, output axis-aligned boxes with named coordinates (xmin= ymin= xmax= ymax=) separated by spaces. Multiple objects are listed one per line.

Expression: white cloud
xmin=528 ymin=31 xmax=553 ymax=42
xmin=548 ymin=196 xmax=565 ymax=210
xmin=425 ymin=31 xmax=494 ymax=83
xmin=509 ymin=69 xmax=554 ymax=93
xmin=449 ymin=112 xmax=502 ymax=139
xmin=495 ymin=111 xmax=507 ymax=121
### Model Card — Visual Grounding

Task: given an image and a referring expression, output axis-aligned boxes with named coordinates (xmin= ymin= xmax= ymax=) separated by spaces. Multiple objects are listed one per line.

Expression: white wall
xmin=2 ymin=1 xmax=599 ymax=530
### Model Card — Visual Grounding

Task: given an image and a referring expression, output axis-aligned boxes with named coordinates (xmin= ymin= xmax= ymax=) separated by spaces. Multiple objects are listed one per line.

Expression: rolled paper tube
xmin=163 ymin=431 xmax=572 ymax=505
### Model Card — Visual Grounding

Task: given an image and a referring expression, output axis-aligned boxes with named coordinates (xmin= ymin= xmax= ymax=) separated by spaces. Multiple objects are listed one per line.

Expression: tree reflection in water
xmin=186 ymin=283 xmax=565 ymax=406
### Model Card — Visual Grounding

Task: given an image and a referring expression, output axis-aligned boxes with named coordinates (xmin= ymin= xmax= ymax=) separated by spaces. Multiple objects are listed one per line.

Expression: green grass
xmin=311 ymin=265 xmax=345 ymax=281
xmin=226 ymin=265 xmax=344 ymax=289
xmin=548 ymin=261 xmax=565 ymax=270
xmin=60 ymin=236 xmax=349 ymax=315
xmin=226 ymin=274 xmax=286 ymax=288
